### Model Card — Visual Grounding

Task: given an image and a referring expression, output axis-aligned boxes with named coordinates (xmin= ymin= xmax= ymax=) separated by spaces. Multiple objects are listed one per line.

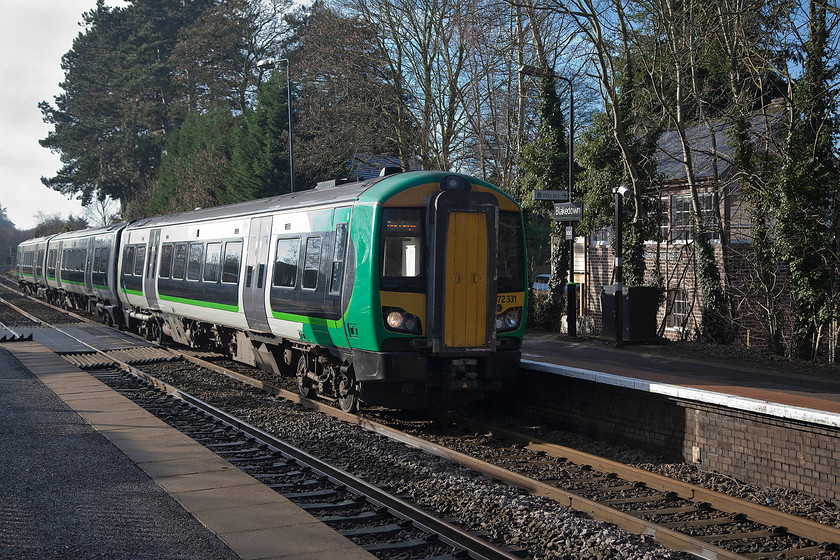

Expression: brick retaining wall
xmin=489 ymin=371 xmax=840 ymax=503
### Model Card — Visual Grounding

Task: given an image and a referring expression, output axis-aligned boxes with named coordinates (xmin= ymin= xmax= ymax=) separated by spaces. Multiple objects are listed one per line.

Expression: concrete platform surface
xmin=0 ymin=342 xmax=376 ymax=560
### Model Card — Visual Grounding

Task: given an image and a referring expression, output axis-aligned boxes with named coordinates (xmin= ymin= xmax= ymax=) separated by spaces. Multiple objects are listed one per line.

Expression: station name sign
xmin=533 ymin=189 xmax=569 ymax=201
xmin=553 ymin=202 xmax=583 ymax=221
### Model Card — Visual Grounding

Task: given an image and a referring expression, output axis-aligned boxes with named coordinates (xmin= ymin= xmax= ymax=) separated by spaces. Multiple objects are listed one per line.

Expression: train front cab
xmin=354 ymin=173 xmax=526 ymax=408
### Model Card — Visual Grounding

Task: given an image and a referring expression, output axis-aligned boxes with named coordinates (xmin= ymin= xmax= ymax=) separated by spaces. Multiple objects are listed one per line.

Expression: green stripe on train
xmin=271 ymin=310 xmax=343 ymax=329
xmin=158 ymin=293 xmax=238 ymax=313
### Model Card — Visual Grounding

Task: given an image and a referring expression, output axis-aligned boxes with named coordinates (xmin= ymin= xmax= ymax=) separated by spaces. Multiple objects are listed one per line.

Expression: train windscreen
xmin=380 ymin=208 xmax=425 ymax=291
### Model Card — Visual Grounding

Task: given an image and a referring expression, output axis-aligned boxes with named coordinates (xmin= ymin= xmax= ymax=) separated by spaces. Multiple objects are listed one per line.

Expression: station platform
xmin=520 ymin=333 xmax=840 ymax=429
xmin=0 ymin=341 xmax=374 ymax=560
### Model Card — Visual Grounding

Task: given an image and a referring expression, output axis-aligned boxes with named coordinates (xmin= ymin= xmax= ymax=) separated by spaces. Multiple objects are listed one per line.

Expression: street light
xmin=519 ymin=64 xmax=576 ymax=337
xmin=613 ymin=185 xmax=631 ymax=347
xmin=256 ymin=58 xmax=295 ymax=193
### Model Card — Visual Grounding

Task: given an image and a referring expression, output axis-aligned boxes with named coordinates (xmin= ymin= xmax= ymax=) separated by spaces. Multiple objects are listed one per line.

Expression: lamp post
xmin=519 ymin=64 xmax=576 ymax=336
xmin=256 ymin=58 xmax=295 ymax=193
xmin=613 ymin=185 xmax=631 ymax=347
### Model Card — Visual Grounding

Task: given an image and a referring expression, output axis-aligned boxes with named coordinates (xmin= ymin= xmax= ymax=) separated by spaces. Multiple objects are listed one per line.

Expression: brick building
xmin=572 ymin=108 xmax=783 ymax=346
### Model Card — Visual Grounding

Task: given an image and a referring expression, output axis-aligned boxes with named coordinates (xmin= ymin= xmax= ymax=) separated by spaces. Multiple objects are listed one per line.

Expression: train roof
xmin=17 ymin=234 xmax=57 ymax=247
xmin=124 ymin=170 xmax=515 ymax=230
xmin=18 ymin=223 xmax=127 ymax=250
xmin=125 ymin=176 xmax=384 ymax=230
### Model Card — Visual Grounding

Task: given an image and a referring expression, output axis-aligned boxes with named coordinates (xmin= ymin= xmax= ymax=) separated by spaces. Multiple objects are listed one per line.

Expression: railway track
xmin=2 ymin=276 xmax=840 ymax=559
xmin=87 ymin=366 xmax=522 ymax=560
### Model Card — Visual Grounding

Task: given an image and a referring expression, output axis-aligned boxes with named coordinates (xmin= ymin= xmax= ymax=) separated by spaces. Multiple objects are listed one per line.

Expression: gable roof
xmin=655 ymin=104 xmax=784 ymax=183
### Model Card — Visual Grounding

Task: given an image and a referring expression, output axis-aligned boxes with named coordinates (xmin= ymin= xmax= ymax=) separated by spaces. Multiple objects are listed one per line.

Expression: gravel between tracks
xmin=143 ymin=361 xmax=695 ymax=560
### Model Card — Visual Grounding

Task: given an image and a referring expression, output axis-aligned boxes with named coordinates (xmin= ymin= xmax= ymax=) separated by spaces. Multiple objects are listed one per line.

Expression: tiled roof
xmin=655 ymin=109 xmax=783 ymax=182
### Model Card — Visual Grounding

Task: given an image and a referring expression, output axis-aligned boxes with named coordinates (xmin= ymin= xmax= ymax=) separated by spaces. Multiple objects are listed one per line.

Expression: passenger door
xmin=444 ymin=211 xmax=489 ymax=348
xmin=428 ymin=191 xmax=498 ymax=352
xmin=145 ymin=229 xmax=161 ymax=309
xmin=243 ymin=216 xmax=273 ymax=332
xmin=327 ymin=207 xmax=352 ymax=348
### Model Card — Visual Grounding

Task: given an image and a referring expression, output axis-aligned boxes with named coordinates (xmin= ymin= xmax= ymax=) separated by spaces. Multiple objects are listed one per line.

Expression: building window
xmin=729 ymin=193 xmax=752 ymax=243
xmin=671 ymin=193 xmax=719 ymax=242
xmin=668 ymin=288 xmax=690 ymax=329
xmin=590 ymin=226 xmax=613 ymax=245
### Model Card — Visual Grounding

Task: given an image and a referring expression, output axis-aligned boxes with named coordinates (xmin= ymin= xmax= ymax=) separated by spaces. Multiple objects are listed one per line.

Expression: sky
xmin=0 ymin=1 xmax=120 ymax=231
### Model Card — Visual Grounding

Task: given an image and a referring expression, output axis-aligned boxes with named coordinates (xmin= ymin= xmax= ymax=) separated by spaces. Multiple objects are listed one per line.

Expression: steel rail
xmin=441 ymin=412 xmax=840 ymax=549
xmin=441 ymin=412 xmax=840 ymax=548
xmin=0 ymin=317 xmax=22 ymax=338
xmin=0 ymin=296 xmax=45 ymax=328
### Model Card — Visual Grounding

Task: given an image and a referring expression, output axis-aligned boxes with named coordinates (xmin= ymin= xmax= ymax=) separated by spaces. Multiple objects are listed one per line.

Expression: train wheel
xmin=296 ymin=355 xmax=313 ymax=398
xmin=336 ymin=370 xmax=358 ymax=413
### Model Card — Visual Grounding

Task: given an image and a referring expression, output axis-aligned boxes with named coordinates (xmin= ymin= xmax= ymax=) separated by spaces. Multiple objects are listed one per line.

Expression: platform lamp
xmin=256 ymin=58 xmax=295 ymax=193
xmin=613 ymin=185 xmax=631 ymax=347
xmin=518 ymin=65 xmax=576 ymax=336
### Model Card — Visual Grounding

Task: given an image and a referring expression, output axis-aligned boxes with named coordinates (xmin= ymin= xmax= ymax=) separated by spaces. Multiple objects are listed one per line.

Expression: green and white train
xmin=17 ymin=170 xmax=527 ymax=410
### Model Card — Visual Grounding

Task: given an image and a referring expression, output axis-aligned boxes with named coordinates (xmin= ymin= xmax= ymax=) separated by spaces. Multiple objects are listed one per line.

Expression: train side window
xmin=172 ymin=243 xmax=187 ymax=280
xmin=222 ymin=241 xmax=242 ymax=284
xmin=100 ymin=247 xmax=109 ymax=273
xmin=187 ymin=243 xmax=203 ymax=281
xmin=330 ymin=223 xmax=347 ymax=294
xmin=203 ymin=243 xmax=221 ymax=283
xmin=47 ymin=250 xmax=57 ymax=277
xmin=159 ymin=244 xmax=173 ymax=278
xmin=123 ymin=246 xmax=136 ymax=275
xmin=36 ymin=250 xmax=44 ymax=277
xmin=272 ymin=238 xmax=299 ymax=288
xmin=93 ymin=248 xmax=102 ymax=273
xmin=133 ymin=246 xmax=146 ymax=276
xmin=81 ymin=249 xmax=88 ymax=271
xmin=302 ymin=236 xmax=322 ymax=290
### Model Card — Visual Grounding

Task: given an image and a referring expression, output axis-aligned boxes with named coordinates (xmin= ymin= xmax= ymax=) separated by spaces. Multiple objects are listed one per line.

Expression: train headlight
xmin=386 ymin=310 xmax=404 ymax=329
xmin=495 ymin=306 xmax=522 ymax=332
xmin=440 ymin=175 xmax=471 ymax=191
xmin=383 ymin=307 xmax=422 ymax=334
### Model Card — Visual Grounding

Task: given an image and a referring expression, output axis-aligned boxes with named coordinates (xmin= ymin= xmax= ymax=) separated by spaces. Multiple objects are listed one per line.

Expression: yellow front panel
xmin=444 ymin=212 xmax=487 ymax=348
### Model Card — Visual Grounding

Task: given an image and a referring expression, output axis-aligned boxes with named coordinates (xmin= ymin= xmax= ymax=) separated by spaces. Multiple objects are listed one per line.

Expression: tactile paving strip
xmin=60 ymin=347 xmax=174 ymax=369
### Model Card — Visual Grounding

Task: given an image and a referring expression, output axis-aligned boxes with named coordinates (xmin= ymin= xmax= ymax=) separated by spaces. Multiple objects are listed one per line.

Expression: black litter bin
xmin=601 ymin=285 xmax=659 ymax=341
